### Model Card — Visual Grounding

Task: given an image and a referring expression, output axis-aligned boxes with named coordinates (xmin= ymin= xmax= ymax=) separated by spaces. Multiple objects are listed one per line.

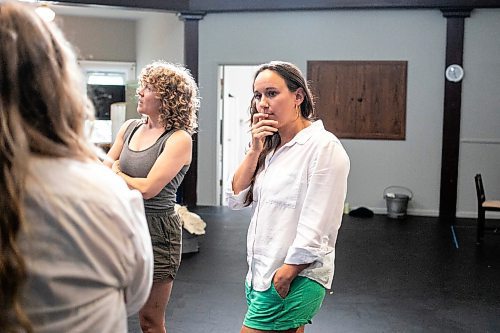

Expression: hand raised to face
xmin=249 ymin=112 xmax=278 ymax=153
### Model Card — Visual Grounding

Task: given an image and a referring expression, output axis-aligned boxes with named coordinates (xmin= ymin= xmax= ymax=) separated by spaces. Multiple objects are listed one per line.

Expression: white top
xmin=20 ymin=157 xmax=153 ymax=333
xmin=226 ymin=120 xmax=350 ymax=291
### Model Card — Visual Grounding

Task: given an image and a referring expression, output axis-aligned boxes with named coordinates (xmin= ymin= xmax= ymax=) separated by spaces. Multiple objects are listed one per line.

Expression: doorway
xmin=218 ymin=65 xmax=259 ymax=205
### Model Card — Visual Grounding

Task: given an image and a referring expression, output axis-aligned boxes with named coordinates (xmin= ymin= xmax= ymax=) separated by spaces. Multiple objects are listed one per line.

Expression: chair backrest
xmin=474 ymin=173 xmax=486 ymax=206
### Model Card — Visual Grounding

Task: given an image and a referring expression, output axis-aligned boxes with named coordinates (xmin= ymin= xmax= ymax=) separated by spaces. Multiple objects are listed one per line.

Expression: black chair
xmin=474 ymin=174 xmax=500 ymax=244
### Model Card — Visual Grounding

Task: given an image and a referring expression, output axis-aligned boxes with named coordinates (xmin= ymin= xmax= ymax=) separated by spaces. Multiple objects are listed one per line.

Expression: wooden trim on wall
xmin=439 ymin=9 xmax=471 ymax=223
xmin=178 ymin=12 xmax=205 ymax=208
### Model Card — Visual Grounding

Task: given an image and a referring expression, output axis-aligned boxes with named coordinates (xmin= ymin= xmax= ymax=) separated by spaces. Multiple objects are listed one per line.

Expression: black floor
xmin=128 ymin=206 xmax=500 ymax=333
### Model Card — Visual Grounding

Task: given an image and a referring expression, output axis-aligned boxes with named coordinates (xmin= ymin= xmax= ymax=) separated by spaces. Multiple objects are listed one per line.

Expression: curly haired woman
xmin=0 ymin=2 xmax=153 ymax=333
xmin=105 ymin=61 xmax=199 ymax=333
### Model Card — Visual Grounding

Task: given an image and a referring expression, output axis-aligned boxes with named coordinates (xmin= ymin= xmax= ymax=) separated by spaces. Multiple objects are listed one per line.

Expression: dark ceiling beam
xmin=56 ymin=0 xmax=500 ymax=12
xmin=189 ymin=0 xmax=498 ymax=12
xmin=56 ymin=0 xmax=189 ymax=12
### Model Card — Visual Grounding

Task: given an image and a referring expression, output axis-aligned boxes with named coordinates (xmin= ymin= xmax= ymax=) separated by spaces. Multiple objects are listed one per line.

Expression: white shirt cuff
xmin=225 ymin=183 xmax=250 ymax=210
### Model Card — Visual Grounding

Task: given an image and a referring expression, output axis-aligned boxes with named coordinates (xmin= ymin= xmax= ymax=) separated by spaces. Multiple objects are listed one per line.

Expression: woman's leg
xmin=139 ymin=278 xmax=174 ymax=333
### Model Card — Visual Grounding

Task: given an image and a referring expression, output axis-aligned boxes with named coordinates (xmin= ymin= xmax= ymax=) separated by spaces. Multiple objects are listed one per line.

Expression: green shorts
xmin=244 ymin=276 xmax=326 ymax=331
xmin=145 ymin=209 xmax=182 ymax=281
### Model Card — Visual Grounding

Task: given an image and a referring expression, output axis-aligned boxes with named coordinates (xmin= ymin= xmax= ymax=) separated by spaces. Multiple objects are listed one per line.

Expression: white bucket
xmin=383 ymin=186 xmax=413 ymax=219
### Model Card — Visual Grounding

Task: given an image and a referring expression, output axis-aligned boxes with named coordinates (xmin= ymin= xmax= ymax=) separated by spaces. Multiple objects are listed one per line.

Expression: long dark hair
xmin=244 ymin=61 xmax=316 ymax=206
xmin=0 ymin=2 xmax=96 ymax=332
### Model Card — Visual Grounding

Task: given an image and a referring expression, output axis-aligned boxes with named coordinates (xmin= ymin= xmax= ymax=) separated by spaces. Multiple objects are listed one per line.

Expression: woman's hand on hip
xmin=273 ymin=263 xmax=309 ymax=299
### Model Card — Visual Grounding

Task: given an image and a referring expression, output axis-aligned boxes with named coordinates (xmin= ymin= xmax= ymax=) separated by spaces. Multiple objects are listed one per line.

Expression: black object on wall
xmin=87 ymin=84 xmax=125 ymax=120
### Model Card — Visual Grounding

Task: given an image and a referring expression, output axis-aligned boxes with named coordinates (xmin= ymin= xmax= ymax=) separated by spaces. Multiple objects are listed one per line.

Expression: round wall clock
xmin=445 ymin=64 xmax=464 ymax=82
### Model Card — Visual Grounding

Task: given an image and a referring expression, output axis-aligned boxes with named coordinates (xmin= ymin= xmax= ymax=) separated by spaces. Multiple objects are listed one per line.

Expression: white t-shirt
xmin=226 ymin=120 xmax=350 ymax=291
xmin=20 ymin=157 xmax=153 ymax=333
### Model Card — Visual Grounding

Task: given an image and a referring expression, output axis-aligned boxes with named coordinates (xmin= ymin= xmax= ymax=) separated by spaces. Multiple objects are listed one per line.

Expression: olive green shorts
xmin=145 ymin=209 xmax=182 ymax=281
xmin=244 ymin=276 xmax=326 ymax=331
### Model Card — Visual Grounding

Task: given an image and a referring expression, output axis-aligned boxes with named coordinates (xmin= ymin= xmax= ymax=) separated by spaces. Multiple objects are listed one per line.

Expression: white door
xmin=218 ymin=65 xmax=260 ymax=205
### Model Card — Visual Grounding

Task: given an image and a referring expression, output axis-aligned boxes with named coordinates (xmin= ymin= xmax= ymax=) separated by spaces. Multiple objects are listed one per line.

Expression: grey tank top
xmin=119 ymin=120 xmax=190 ymax=211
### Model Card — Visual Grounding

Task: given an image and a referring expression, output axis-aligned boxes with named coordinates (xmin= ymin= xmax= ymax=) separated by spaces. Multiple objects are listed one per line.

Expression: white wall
xmin=458 ymin=9 xmax=500 ymax=218
xmin=59 ymin=15 xmax=136 ymax=62
xmin=57 ymin=7 xmax=500 ymax=217
xmin=59 ymin=8 xmax=184 ymax=69
xmin=136 ymin=12 xmax=184 ymax=72
xmin=133 ymin=12 xmax=184 ymax=120
xmin=198 ymin=9 xmax=448 ymax=215
xmin=198 ymin=9 xmax=500 ymax=217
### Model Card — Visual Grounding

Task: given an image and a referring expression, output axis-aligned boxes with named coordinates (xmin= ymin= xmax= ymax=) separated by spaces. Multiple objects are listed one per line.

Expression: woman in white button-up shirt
xmin=227 ymin=61 xmax=350 ymax=333
xmin=0 ymin=3 xmax=153 ymax=333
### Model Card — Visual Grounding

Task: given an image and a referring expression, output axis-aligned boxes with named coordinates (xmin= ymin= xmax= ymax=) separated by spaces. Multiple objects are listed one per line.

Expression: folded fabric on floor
xmin=175 ymin=204 xmax=207 ymax=235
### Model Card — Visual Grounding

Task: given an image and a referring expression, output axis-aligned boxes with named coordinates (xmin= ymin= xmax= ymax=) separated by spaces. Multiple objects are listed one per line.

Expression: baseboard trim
xmin=352 ymin=207 xmax=500 ymax=219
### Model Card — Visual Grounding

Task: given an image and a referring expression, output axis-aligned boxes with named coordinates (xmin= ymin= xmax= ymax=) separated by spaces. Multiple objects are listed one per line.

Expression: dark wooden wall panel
xmin=308 ymin=61 xmax=407 ymax=140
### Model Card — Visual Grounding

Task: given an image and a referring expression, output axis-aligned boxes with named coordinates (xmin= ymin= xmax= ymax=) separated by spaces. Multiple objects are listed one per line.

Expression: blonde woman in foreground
xmin=0 ymin=2 xmax=153 ymax=332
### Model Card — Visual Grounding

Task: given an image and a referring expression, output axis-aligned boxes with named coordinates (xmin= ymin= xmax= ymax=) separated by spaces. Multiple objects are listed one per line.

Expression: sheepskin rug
xmin=174 ymin=204 xmax=206 ymax=235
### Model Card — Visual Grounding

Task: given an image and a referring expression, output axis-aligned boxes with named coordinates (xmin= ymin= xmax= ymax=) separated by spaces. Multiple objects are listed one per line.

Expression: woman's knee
xmin=139 ymin=309 xmax=165 ymax=332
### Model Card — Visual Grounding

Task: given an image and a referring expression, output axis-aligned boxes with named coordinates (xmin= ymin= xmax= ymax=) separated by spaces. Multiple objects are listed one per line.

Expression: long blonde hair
xmin=0 ymin=2 xmax=96 ymax=332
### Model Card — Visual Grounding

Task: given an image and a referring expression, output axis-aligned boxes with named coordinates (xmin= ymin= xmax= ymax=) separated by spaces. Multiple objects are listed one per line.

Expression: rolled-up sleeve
xmin=225 ymin=176 xmax=251 ymax=210
xmin=284 ymin=140 xmax=350 ymax=266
